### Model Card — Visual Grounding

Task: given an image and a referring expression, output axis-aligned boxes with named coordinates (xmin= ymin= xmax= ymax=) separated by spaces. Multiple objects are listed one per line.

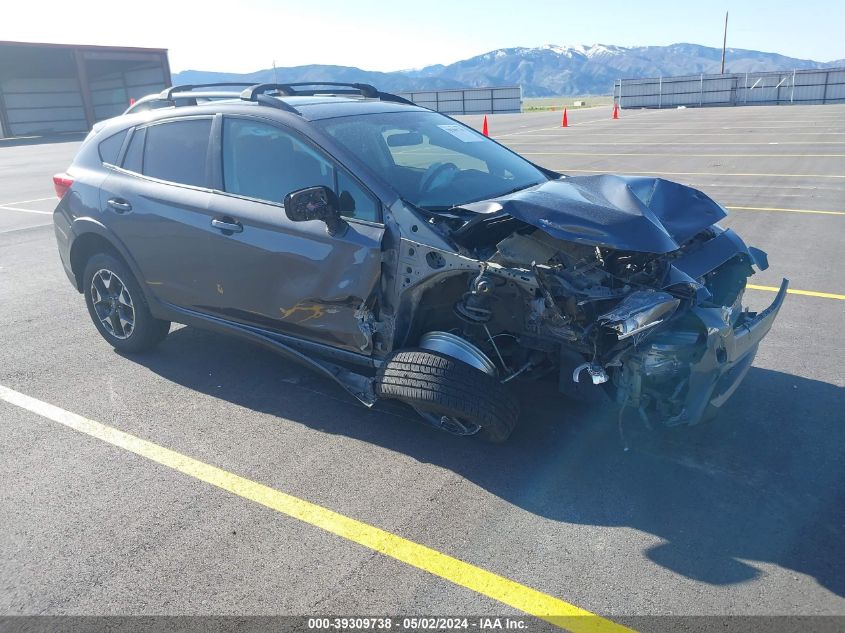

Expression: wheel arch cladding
xmin=70 ymin=232 xmax=126 ymax=292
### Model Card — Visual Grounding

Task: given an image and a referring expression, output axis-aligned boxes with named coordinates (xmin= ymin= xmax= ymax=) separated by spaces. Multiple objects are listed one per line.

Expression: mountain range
xmin=173 ymin=43 xmax=844 ymax=97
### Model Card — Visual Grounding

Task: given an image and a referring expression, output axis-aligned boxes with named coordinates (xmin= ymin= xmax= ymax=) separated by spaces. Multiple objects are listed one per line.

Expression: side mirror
xmin=283 ymin=186 xmax=347 ymax=237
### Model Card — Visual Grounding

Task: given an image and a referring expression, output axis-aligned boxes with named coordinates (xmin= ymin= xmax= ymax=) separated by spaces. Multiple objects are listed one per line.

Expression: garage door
xmin=0 ymin=45 xmax=89 ymax=137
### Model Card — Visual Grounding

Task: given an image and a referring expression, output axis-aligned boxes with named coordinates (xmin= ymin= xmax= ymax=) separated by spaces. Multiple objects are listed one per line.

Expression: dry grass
xmin=522 ymin=95 xmax=613 ymax=111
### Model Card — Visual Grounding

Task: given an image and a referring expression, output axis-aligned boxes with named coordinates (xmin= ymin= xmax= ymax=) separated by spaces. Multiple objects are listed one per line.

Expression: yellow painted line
xmin=525 ymin=152 xmax=845 ymax=157
xmin=0 ymin=384 xmax=633 ymax=633
xmin=748 ymin=285 xmax=845 ymax=301
xmin=726 ymin=205 xmax=845 ymax=216
xmin=556 ymin=168 xmax=845 ymax=179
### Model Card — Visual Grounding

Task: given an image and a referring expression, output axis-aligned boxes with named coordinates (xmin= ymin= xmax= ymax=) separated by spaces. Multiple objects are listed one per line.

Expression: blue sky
xmin=2 ymin=0 xmax=843 ymax=72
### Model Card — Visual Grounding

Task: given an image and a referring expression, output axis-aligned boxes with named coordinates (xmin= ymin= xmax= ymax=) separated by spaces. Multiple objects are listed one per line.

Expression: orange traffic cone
xmin=482 ymin=115 xmax=489 ymax=136
xmin=561 ymin=108 xmax=568 ymax=127
xmin=612 ymin=103 xmax=619 ymax=119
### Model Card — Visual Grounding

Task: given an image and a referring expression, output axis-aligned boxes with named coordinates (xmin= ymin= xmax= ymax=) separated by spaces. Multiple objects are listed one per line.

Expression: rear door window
xmin=141 ymin=119 xmax=212 ymax=187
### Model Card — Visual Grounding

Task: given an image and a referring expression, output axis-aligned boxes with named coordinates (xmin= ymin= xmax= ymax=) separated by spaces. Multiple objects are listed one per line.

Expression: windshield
xmin=314 ymin=110 xmax=549 ymax=210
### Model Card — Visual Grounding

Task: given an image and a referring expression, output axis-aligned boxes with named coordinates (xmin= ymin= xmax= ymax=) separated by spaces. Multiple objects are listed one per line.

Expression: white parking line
xmin=495 ymin=109 xmax=666 ymax=138
xmin=505 ymin=132 xmax=845 ymax=137
xmin=0 ymin=224 xmax=52 ymax=234
xmin=555 ymin=168 xmax=845 ymax=179
xmin=0 ymin=196 xmax=55 ymax=206
xmin=524 ymin=151 xmax=845 ymax=157
xmin=0 ymin=205 xmax=52 ymax=215
xmin=504 ymin=140 xmax=845 ymax=146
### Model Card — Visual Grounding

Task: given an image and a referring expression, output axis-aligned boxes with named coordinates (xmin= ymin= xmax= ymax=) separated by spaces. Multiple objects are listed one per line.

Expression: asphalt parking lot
xmin=1 ymin=104 xmax=843 ymax=632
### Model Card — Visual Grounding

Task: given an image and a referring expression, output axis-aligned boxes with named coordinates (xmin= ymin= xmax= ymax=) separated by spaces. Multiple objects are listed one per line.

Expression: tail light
xmin=53 ymin=173 xmax=74 ymax=199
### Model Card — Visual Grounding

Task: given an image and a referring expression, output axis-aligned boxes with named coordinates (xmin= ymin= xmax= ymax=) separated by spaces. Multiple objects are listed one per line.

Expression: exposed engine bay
xmin=387 ymin=175 xmax=787 ymax=429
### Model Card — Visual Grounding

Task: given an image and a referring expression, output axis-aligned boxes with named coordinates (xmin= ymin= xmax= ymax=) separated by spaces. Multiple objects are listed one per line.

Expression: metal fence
xmin=613 ymin=67 xmax=845 ymax=109
xmin=394 ymin=86 xmax=522 ymax=114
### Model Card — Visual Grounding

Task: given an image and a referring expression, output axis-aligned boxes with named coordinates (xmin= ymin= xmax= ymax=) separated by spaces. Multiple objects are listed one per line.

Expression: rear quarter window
xmin=141 ymin=119 xmax=212 ymax=187
xmin=122 ymin=127 xmax=146 ymax=173
xmin=98 ymin=130 xmax=128 ymax=165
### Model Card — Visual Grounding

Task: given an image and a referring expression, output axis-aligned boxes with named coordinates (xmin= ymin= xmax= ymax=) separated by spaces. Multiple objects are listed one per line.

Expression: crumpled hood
xmin=459 ymin=174 xmax=727 ymax=253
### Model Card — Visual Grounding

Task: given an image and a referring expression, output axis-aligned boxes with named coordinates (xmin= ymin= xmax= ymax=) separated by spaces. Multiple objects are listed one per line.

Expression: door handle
xmin=107 ymin=198 xmax=132 ymax=213
xmin=211 ymin=217 xmax=243 ymax=233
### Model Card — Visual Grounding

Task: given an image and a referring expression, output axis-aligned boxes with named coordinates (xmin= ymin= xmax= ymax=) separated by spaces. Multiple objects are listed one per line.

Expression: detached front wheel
xmin=375 ymin=349 xmax=519 ymax=442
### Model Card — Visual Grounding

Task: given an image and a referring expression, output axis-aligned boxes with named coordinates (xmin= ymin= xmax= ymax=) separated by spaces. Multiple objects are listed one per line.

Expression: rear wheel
xmin=82 ymin=253 xmax=170 ymax=353
xmin=375 ymin=349 xmax=519 ymax=443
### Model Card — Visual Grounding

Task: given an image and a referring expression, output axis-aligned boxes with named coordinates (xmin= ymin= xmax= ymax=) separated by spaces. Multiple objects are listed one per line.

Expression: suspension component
xmin=455 ymin=268 xmax=496 ymax=323
xmin=573 ymin=362 xmax=609 ymax=385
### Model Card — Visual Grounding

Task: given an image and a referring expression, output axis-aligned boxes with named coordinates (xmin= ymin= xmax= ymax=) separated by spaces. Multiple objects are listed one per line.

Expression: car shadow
xmin=127 ymin=325 xmax=844 ymax=598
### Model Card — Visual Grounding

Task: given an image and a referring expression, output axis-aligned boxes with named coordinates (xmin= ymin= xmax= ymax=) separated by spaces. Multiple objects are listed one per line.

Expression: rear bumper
xmin=52 ymin=201 xmax=77 ymax=289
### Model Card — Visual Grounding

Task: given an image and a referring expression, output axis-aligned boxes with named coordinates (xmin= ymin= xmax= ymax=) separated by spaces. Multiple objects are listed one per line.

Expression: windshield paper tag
xmin=438 ymin=124 xmax=484 ymax=143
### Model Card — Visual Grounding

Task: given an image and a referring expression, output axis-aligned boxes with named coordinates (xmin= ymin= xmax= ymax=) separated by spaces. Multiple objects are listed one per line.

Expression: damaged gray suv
xmin=53 ymin=82 xmax=787 ymax=442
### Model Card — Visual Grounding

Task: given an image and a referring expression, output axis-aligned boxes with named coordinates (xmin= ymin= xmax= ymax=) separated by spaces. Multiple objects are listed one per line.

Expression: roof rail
xmin=131 ymin=81 xmax=417 ymax=117
xmin=125 ymin=91 xmax=251 ymax=114
xmin=253 ymin=93 xmax=301 ymax=114
xmin=376 ymin=92 xmax=417 ymax=106
xmin=240 ymin=82 xmax=380 ymax=99
xmin=240 ymin=82 xmax=418 ymax=109
xmin=158 ymin=82 xmax=256 ymax=101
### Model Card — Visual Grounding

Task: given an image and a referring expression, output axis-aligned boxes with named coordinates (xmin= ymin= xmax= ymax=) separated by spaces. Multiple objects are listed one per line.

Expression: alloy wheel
xmin=90 ymin=269 xmax=135 ymax=339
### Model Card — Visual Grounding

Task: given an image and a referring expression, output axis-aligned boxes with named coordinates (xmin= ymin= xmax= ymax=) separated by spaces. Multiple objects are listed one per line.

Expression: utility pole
xmin=721 ymin=11 xmax=729 ymax=74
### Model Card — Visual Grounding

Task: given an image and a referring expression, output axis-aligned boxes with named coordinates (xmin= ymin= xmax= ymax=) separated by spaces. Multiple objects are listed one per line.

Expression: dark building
xmin=0 ymin=40 xmax=171 ymax=138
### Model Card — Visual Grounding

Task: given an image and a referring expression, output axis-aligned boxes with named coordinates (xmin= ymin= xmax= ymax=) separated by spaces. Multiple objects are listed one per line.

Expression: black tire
xmin=82 ymin=253 xmax=170 ymax=353
xmin=375 ymin=349 xmax=519 ymax=443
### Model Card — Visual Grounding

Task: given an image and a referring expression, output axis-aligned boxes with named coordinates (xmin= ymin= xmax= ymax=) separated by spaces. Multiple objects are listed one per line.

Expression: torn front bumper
xmin=617 ymin=278 xmax=789 ymax=426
